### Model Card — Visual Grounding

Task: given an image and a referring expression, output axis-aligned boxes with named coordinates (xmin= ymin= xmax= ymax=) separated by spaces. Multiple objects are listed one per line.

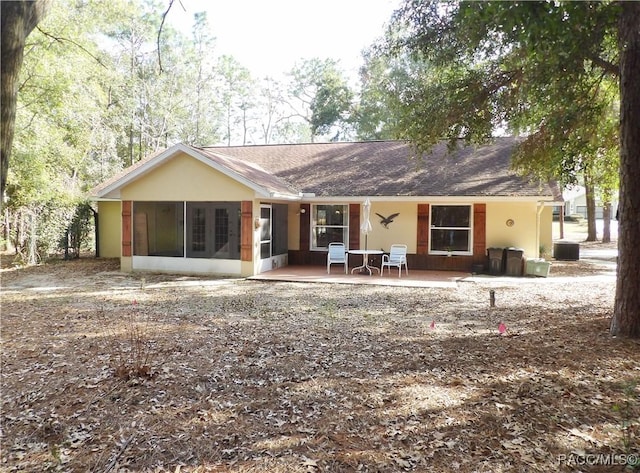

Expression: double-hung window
xmin=430 ymin=205 xmax=472 ymax=255
xmin=311 ymin=204 xmax=348 ymax=250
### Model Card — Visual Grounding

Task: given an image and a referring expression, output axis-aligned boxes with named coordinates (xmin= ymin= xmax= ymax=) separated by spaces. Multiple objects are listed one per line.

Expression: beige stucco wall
xmin=486 ymin=201 xmax=539 ymax=258
xmin=361 ymin=202 xmax=417 ymax=253
xmin=299 ymin=200 xmax=552 ymax=259
xmin=97 ymin=201 xmax=121 ymax=258
xmin=120 ymin=153 xmax=255 ymax=201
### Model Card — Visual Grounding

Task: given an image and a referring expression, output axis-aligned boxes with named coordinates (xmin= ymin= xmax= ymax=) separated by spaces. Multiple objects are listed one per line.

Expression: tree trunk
xmin=583 ymin=175 xmax=597 ymax=241
xmin=612 ymin=2 xmax=640 ymax=338
xmin=27 ymin=210 xmax=37 ymax=265
xmin=602 ymin=202 xmax=611 ymax=243
xmin=2 ymin=206 xmax=9 ymax=251
xmin=1 ymin=0 xmax=49 ymax=206
xmin=14 ymin=209 xmax=24 ymax=255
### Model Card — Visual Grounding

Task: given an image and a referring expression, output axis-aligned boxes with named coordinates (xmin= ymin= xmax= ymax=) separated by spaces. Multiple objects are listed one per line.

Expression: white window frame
xmin=429 ymin=204 xmax=473 ymax=256
xmin=310 ymin=204 xmax=349 ymax=251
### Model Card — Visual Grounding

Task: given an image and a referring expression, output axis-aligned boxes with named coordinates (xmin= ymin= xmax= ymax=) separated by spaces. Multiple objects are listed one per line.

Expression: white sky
xmin=168 ymin=0 xmax=401 ymax=80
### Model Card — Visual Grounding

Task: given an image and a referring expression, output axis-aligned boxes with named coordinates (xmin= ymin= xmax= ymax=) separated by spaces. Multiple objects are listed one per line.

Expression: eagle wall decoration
xmin=376 ymin=212 xmax=399 ymax=228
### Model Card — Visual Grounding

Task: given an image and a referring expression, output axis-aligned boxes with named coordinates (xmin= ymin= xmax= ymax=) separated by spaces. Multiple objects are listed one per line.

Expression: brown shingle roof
xmin=91 ymin=143 xmax=301 ymax=199
xmin=91 ymin=138 xmax=562 ymax=201
xmin=199 ymin=138 xmax=561 ymax=199
xmin=195 ymin=147 xmax=300 ymax=196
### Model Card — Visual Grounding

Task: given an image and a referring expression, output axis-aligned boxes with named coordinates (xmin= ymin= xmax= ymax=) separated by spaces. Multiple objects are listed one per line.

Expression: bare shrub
xmin=105 ymin=303 xmax=156 ymax=380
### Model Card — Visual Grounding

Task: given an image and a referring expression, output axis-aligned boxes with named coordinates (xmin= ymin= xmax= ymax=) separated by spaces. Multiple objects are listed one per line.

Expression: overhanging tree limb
xmin=35 ymin=25 xmax=108 ymax=69
xmin=589 ymin=54 xmax=619 ymax=76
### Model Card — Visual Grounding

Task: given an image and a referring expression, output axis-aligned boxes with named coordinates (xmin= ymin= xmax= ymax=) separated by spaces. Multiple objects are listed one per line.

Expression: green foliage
xmin=181 ymin=11 xmax=222 ymax=145
xmin=8 ymin=0 xmax=352 ymax=265
xmin=380 ymin=0 xmax=621 ymax=190
xmin=288 ymin=58 xmax=355 ymax=140
xmin=7 ymin=200 xmax=79 ymax=264
xmin=309 ymin=66 xmax=354 ymax=138
xmin=59 ymin=201 xmax=95 ymax=259
xmin=6 ymin=0 xmax=108 ymax=262
xmin=354 ymin=47 xmax=412 ymax=140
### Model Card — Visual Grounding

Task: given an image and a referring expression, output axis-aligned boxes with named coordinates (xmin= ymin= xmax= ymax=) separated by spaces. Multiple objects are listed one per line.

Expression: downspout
xmin=536 ymin=202 xmax=545 ymax=258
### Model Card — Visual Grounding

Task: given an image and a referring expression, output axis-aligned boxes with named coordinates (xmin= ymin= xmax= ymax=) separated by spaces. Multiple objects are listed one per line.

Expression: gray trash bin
xmin=505 ymin=247 xmax=524 ymax=276
xmin=487 ymin=247 xmax=504 ymax=275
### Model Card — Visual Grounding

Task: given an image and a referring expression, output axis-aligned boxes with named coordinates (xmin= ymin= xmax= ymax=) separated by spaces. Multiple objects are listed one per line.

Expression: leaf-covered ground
xmin=1 ymin=253 xmax=638 ymax=472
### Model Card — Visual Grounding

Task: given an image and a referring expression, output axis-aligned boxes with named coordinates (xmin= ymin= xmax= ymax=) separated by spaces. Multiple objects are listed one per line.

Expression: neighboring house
xmin=91 ymin=138 xmax=562 ymax=277
xmin=560 ymin=185 xmax=618 ymax=219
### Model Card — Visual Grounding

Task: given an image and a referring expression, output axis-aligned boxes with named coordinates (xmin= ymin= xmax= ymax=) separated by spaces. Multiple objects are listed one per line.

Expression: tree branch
xmin=36 ymin=26 xmax=107 ymax=69
xmin=25 ymin=0 xmax=52 ymax=37
xmin=157 ymin=0 xmax=185 ymax=73
xmin=589 ymin=54 xmax=619 ymax=76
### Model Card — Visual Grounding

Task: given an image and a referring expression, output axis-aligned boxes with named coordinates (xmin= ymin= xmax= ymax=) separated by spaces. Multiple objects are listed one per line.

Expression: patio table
xmin=349 ymin=249 xmax=384 ymax=275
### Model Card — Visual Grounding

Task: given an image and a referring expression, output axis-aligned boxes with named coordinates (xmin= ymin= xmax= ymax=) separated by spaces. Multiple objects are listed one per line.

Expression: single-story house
xmin=91 ymin=138 xmax=562 ymax=277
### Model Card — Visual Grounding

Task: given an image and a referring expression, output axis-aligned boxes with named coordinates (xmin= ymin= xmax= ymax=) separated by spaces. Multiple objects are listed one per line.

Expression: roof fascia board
xmin=265 ymin=192 xmax=303 ymax=201
xmin=304 ymin=195 xmax=559 ymax=203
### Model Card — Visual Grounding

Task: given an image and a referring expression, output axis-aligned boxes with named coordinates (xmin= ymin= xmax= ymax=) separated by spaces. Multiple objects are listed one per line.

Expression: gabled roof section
xmin=201 ymin=138 xmax=562 ymax=200
xmin=91 ymin=143 xmax=301 ymax=199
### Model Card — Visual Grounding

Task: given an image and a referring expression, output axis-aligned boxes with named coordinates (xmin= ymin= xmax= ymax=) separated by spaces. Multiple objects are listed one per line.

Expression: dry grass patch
xmin=1 ymin=257 xmax=638 ymax=472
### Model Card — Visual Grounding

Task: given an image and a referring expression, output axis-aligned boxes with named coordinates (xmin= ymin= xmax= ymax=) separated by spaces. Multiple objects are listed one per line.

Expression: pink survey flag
xmin=430 ymin=320 xmax=435 ymax=329
xmin=498 ymin=322 xmax=507 ymax=334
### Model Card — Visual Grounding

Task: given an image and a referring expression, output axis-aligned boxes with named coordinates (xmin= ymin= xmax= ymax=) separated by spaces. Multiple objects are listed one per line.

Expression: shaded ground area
xmin=1 ymin=247 xmax=639 ymax=472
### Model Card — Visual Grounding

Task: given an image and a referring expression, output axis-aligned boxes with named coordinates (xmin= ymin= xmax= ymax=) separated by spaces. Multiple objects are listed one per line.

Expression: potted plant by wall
xmin=539 ymin=244 xmax=549 ymax=260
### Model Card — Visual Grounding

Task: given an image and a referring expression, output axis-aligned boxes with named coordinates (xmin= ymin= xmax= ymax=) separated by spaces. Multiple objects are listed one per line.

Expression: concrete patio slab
xmin=248 ymin=265 xmax=469 ymax=288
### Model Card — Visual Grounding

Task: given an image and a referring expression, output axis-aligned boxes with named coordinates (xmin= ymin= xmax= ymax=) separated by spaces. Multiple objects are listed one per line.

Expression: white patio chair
xmin=327 ymin=242 xmax=348 ymax=274
xmin=381 ymin=244 xmax=408 ymax=277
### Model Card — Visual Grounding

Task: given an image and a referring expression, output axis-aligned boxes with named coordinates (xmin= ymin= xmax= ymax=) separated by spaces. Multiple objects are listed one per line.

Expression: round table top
xmin=348 ymin=249 xmax=384 ymax=255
